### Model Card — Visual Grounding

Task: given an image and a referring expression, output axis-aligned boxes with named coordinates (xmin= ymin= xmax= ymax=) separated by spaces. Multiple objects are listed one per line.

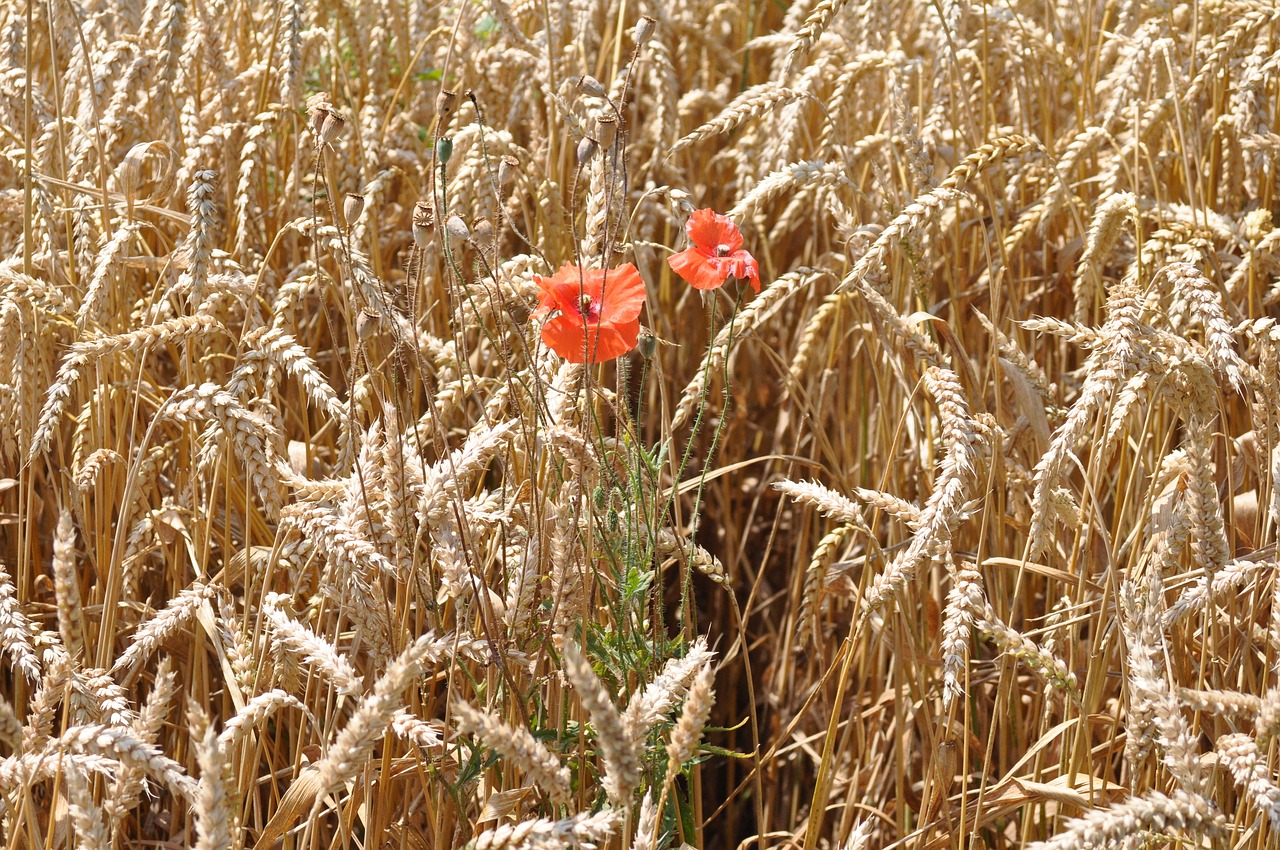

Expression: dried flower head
xmin=412 ymin=201 xmax=434 ymax=248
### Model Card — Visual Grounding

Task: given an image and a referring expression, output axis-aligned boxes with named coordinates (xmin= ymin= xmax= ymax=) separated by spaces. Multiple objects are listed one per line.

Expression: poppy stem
xmin=664 ymin=295 xmax=721 ymax=634
xmin=684 ymin=287 xmax=745 ymax=539
xmin=678 ymin=285 xmax=764 ymax=840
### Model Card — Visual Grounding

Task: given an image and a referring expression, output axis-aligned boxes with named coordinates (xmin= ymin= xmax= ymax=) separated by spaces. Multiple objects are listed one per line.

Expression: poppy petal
xmin=739 ymin=253 xmax=761 ymax=293
xmin=553 ymin=264 xmax=603 ymax=305
xmin=540 ymin=314 xmax=588 ymax=362
xmin=597 ymin=263 xmax=646 ymax=323
xmin=532 ymin=274 xmax=561 ymax=319
xmin=592 ymin=317 xmax=640 ymax=362
xmin=724 ymin=251 xmax=761 ymax=293
xmin=686 ymin=208 xmax=743 ymax=253
xmin=669 ymin=247 xmax=727 ymax=290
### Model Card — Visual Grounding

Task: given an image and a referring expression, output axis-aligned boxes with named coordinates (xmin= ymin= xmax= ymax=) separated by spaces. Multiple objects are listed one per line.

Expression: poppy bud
xmin=637 ymin=329 xmax=657 ymax=360
xmin=498 ymin=155 xmax=519 ymax=189
xmin=344 ymin=193 xmax=366 ymax=227
xmin=576 ymin=136 xmax=598 ymax=166
xmin=412 ymin=201 xmax=434 ymax=248
xmin=595 ymin=115 xmax=618 ymax=150
xmin=576 ymin=75 xmax=608 ymax=99
xmin=436 ymin=90 xmax=458 ymax=123
xmin=633 ymin=16 xmax=656 ymax=48
xmin=436 ymin=136 xmax=453 ymax=166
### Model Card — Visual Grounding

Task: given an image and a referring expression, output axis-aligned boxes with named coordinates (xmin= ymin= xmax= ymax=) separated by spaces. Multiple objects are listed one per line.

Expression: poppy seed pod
xmin=305 ymin=92 xmax=332 ymax=137
xmin=355 ymin=309 xmax=380 ymax=342
xmin=318 ymin=108 xmax=346 ymax=145
xmin=633 ymin=16 xmax=656 ymax=48
xmin=435 ymin=137 xmax=453 ymax=166
xmin=577 ymin=75 xmax=608 ymax=99
xmin=576 ymin=136 xmax=598 ymax=166
xmin=436 ymin=90 xmax=458 ymax=122
xmin=412 ymin=201 xmax=434 ymax=248
xmin=595 ymin=115 xmax=618 ymax=150
xmin=444 ymin=214 xmax=470 ymax=252
xmin=344 ymin=193 xmax=366 ymax=227
xmin=498 ymin=155 xmax=520 ymax=189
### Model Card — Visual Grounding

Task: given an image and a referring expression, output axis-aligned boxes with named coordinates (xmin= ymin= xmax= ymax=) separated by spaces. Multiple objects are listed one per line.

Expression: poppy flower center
xmin=715 ymin=244 xmax=732 ymax=257
xmin=578 ymin=293 xmax=602 ymax=322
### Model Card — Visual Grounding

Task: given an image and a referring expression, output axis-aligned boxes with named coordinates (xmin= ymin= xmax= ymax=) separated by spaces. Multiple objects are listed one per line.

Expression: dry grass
xmin=3 ymin=1 xmax=1280 ymax=849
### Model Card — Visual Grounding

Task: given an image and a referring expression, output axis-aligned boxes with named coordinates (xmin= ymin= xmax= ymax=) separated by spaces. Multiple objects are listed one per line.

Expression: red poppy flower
xmin=533 ymin=263 xmax=646 ymax=363
xmin=667 ymin=208 xmax=760 ymax=293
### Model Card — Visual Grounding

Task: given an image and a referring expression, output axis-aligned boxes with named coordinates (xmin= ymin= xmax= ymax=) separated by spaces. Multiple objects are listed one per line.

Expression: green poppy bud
xmin=638 ymin=330 xmax=657 ymax=360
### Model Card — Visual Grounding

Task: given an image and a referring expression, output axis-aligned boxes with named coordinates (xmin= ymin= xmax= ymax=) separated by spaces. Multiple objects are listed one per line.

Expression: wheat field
xmin=3 ymin=0 xmax=1280 ymax=848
